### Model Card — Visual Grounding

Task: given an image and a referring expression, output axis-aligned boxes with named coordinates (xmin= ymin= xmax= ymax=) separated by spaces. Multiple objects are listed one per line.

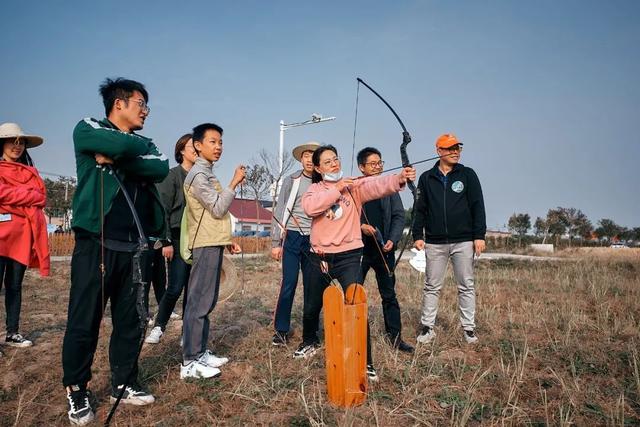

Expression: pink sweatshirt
xmin=302 ymin=174 xmax=405 ymax=254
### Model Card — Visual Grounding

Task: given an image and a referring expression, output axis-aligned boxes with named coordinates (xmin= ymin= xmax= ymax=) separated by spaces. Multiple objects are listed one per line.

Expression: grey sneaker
xmin=5 ymin=333 xmax=33 ymax=347
xmin=293 ymin=341 xmax=319 ymax=359
xmin=464 ymin=329 xmax=478 ymax=344
xmin=200 ymin=350 xmax=229 ymax=368
xmin=66 ymin=385 xmax=94 ymax=426
xmin=416 ymin=326 xmax=435 ymax=344
xmin=110 ymin=384 xmax=155 ymax=406
xmin=180 ymin=359 xmax=221 ymax=379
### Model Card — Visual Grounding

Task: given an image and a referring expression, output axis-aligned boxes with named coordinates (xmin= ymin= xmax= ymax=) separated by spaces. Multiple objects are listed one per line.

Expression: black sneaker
xmin=366 ymin=364 xmax=379 ymax=382
xmin=5 ymin=333 xmax=33 ymax=348
xmin=272 ymin=331 xmax=289 ymax=347
xmin=66 ymin=385 xmax=95 ymax=426
xmin=110 ymin=384 xmax=155 ymax=406
xmin=389 ymin=335 xmax=415 ymax=354
xmin=394 ymin=339 xmax=415 ymax=354
xmin=293 ymin=341 xmax=319 ymax=359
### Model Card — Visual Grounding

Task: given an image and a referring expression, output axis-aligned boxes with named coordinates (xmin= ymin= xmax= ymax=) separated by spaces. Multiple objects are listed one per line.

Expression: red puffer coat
xmin=0 ymin=161 xmax=50 ymax=276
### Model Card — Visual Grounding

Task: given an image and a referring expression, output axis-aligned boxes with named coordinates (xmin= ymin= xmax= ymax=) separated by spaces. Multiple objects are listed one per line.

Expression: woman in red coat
xmin=0 ymin=122 xmax=50 ymax=350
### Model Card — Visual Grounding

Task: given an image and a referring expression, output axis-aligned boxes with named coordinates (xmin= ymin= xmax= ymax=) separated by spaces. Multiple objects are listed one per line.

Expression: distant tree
xmin=619 ymin=227 xmax=635 ymax=242
xmin=595 ymin=218 xmax=623 ymax=242
xmin=44 ymin=177 xmax=76 ymax=229
xmin=242 ymin=164 xmax=271 ymax=229
xmin=546 ymin=208 xmax=568 ymax=244
xmin=256 ymin=149 xmax=295 ymax=211
xmin=507 ymin=213 xmax=531 ymax=246
xmin=534 ymin=217 xmax=547 ymax=239
xmin=561 ymin=207 xmax=592 ymax=246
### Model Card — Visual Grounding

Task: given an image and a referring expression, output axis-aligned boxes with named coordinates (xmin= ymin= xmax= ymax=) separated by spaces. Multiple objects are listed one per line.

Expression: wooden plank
xmin=323 ymin=284 xmax=346 ymax=406
xmin=343 ymin=284 xmax=367 ymax=406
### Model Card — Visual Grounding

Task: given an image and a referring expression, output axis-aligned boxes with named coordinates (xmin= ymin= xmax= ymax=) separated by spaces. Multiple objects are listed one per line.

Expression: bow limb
xmin=103 ymin=165 xmax=149 ymax=426
xmin=356 ymin=78 xmax=417 ymax=272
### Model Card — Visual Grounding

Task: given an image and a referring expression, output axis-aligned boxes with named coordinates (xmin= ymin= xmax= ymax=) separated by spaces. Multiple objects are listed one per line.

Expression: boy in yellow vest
xmin=180 ymin=123 xmax=245 ymax=379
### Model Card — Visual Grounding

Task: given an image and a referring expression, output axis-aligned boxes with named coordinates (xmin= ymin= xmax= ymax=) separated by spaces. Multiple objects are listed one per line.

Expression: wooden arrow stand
xmin=323 ymin=282 xmax=368 ymax=407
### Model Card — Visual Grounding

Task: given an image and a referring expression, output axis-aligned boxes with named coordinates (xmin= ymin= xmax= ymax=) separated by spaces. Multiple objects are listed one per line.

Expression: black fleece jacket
xmin=412 ymin=162 xmax=486 ymax=244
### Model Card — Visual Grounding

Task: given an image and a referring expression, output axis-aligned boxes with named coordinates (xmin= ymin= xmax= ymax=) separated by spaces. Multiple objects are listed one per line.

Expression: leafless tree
xmin=242 ymin=164 xmax=271 ymax=231
xmin=257 ymin=148 xmax=295 ymax=210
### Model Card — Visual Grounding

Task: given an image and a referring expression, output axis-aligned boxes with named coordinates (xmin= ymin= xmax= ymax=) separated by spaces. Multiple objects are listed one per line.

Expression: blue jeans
xmin=273 ymin=230 xmax=310 ymax=333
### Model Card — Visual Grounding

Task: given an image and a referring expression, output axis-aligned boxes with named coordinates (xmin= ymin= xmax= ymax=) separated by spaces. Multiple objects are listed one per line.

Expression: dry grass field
xmin=1 ymin=249 xmax=639 ymax=426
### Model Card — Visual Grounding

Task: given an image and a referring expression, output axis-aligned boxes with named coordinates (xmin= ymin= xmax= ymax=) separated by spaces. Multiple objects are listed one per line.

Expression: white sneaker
xmin=200 ymin=350 xmax=229 ymax=368
xmin=180 ymin=359 xmax=221 ymax=379
xmin=170 ymin=311 xmax=180 ymax=319
xmin=110 ymin=384 xmax=155 ymax=406
xmin=464 ymin=330 xmax=479 ymax=344
xmin=145 ymin=326 xmax=163 ymax=344
xmin=416 ymin=326 xmax=436 ymax=344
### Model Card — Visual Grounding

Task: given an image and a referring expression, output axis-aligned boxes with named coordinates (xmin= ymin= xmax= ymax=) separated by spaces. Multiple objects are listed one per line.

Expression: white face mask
xmin=322 ymin=170 xmax=343 ymax=182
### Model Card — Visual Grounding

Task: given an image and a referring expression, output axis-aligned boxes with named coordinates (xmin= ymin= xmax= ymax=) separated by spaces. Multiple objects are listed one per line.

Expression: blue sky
xmin=2 ymin=1 xmax=638 ymax=229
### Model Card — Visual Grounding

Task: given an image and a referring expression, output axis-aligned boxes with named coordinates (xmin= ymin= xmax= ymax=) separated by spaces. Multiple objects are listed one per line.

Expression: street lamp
xmin=279 ymin=113 xmax=336 ymax=175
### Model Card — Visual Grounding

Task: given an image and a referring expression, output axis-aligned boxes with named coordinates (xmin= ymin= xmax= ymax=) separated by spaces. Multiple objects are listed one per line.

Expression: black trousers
xmin=359 ymin=250 xmax=402 ymax=340
xmin=302 ymin=248 xmax=372 ymax=365
xmin=0 ymin=256 xmax=27 ymax=334
xmin=154 ymin=228 xmax=190 ymax=330
xmin=62 ymin=236 xmax=147 ymax=389
xmin=144 ymin=247 xmax=166 ymax=316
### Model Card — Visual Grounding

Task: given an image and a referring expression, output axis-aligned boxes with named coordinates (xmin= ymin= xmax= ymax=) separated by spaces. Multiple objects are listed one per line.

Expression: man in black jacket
xmin=412 ymin=134 xmax=486 ymax=345
xmin=357 ymin=147 xmax=414 ymax=353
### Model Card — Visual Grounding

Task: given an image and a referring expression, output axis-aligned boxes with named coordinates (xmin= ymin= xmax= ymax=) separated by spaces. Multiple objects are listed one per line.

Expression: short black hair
xmin=99 ymin=77 xmax=148 ymax=116
xmin=311 ymin=144 xmax=338 ymax=183
xmin=192 ymin=123 xmax=223 ymax=156
xmin=357 ymin=147 xmax=381 ymax=166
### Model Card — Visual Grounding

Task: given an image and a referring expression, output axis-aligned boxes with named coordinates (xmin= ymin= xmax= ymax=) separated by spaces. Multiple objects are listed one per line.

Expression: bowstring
xmin=100 ymin=167 xmax=106 ymax=326
xmin=239 ymin=183 xmax=245 ymax=295
xmin=282 ymin=207 xmax=337 ymax=286
xmin=350 ymin=80 xmax=360 ymax=176
xmin=346 ymin=186 xmax=391 ymax=278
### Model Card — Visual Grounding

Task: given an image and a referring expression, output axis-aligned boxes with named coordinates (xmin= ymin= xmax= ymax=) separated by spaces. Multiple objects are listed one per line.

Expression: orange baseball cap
xmin=435 ymin=133 xmax=463 ymax=148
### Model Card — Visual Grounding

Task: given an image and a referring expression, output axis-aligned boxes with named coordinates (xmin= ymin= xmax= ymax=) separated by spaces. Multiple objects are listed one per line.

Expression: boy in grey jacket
xmin=180 ymin=123 xmax=245 ymax=380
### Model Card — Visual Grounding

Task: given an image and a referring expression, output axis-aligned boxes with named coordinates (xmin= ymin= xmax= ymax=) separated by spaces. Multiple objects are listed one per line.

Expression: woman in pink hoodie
xmin=294 ymin=145 xmax=415 ymax=381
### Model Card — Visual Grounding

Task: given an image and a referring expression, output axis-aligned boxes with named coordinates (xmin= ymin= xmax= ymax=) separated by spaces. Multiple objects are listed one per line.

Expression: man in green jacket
xmin=61 ymin=78 xmax=168 ymax=426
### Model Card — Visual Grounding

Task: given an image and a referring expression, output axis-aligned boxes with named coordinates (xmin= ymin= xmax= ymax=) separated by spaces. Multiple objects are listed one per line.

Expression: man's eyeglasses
xmin=321 ymin=156 xmax=341 ymax=167
xmin=124 ymin=97 xmax=150 ymax=113
xmin=364 ymin=160 xmax=384 ymax=168
xmin=440 ymin=145 xmax=462 ymax=152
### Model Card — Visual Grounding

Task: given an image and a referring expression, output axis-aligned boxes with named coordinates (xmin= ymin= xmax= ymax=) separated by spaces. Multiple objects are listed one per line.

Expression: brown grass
xmin=1 ymin=253 xmax=639 ymax=426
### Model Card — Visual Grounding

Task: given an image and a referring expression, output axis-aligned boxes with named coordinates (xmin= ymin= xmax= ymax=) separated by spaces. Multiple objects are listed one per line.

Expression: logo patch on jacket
xmin=451 ymin=181 xmax=464 ymax=193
